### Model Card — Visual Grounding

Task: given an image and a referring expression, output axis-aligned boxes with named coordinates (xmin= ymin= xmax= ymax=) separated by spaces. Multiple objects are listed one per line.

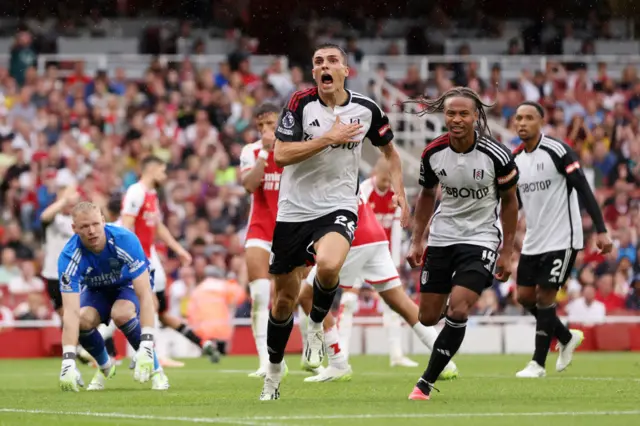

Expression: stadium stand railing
xmin=35 ymin=54 xmax=288 ymax=79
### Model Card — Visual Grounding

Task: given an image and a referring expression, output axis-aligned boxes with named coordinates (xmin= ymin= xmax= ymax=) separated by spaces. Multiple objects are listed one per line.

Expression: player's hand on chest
xmin=304 ymin=109 xmax=369 ymax=150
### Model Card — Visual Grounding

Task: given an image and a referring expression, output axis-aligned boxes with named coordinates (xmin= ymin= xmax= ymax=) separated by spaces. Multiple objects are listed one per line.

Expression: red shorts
xmin=245 ymin=220 xmax=275 ymax=252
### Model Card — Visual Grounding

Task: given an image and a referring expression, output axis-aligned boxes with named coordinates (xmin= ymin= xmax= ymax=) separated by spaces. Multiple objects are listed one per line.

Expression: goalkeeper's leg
xmin=78 ymin=307 xmax=115 ymax=391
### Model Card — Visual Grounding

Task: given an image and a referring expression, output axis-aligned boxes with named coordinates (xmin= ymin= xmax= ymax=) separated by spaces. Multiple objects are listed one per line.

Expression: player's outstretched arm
xmin=41 ymin=186 xmax=78 ymax=223
xmin=378 ymin=143 xmax=409 ymax=227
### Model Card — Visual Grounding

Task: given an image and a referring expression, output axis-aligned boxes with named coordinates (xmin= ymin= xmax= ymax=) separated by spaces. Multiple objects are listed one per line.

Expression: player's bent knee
xmin=79 ymin=308 xmax=101 ymax=330
xmin=418 ymin=311 xmax=440 ymax=327
xmin=315 ymin=258 xmax=343 ymax=287
xmin=111 ymin=303 xmax=137 ymax=327
xmin=447 ymin=305 xmax=471 ymax=322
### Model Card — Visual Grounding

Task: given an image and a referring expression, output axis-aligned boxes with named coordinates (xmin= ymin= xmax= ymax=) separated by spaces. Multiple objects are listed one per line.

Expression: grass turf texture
xmin=0 ymin=353 xmax=638 ymax=426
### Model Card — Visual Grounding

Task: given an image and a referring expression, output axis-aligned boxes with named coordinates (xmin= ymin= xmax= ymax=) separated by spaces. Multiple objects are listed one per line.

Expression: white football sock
xmin=325 ymin=326 xmax=349 ymax=369
xmin=411 ymin=322 xmax=439 ymax=352
xmin=98 ymin=321 xmax=116 ymax=340
xmin=337 ymin=292 xmax=358 ymax=358
xmin=249 ymin=278 xmax=271 ymax=370
xmin=383 ymin=301 xmax=404 ymax=360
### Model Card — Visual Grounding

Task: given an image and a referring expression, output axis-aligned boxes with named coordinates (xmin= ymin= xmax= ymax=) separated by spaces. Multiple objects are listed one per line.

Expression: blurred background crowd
xmin=0 ymin=0 xmax=639 ymax=342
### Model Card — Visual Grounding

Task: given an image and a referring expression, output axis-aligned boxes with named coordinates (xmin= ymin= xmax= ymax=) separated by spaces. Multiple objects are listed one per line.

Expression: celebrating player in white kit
xmin=260 ymin=43 xmax=409 ymax=400
xmin=298 ymin=196 xmax=458 ymax=382
xmin=121 ymin=156 xmax=219 ymax=363
xmin=336 ymin=157 xmax=417 ymax=367
xmin=240 ymin=103 xmax=283 ymax=377
xmin=512 ymin=102 xmax=612 ymax=378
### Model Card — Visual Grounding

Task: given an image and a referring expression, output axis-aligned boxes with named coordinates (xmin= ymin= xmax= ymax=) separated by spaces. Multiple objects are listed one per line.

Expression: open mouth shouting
xmin=321 ymin=73 xmax=334 ymax=89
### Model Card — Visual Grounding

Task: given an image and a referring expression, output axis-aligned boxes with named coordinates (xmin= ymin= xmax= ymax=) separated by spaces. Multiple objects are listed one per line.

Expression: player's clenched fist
xmin=406 ymin=241 xmax=424 ymax=268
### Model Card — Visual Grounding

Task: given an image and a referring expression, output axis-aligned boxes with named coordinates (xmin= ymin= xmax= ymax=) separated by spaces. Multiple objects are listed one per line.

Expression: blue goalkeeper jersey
xmin=58 ymin=224 xmax=150 ymax=294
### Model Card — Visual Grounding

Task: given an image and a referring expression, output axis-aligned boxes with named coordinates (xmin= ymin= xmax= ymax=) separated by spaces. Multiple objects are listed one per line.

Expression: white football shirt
xmin=420 ymin=132 xmax=519 ymax=251
xmin=275 ymin=88 xmax=393 ymax=222
xmin=514 ymin=135 xmax=584 ymax=255
xmin=42 ymin=214 xmax=74 ymax=280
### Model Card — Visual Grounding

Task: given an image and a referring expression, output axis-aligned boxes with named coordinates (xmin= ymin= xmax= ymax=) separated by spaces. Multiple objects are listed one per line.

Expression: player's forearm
xmin=157 ymin=222 xmax=183 ymax=252
xmin=410 ymin=188 xmax=436 ymax=245
xmin=41 ymin=199 xmax=67 ymax=223
xmin=273 ymin=138 xmax=331 ymax=167
xmin=137 ymin=290 xmax=156 ymax=329
xmin=382 ymin=145 xmax=408 ymax=203
xmin=241 ymin=160 xmax=267 ymax=193
xmin=61 ymin=306 xmax=80 ymax=348
xmin=569 ymin=174 xmax=607 ymax=233
xmin=499 ymin=190 xmax=519 ymax=254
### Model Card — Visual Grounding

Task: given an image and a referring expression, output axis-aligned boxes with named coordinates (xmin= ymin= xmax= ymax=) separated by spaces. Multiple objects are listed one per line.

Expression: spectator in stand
xmin=0 ymin=247 xmax=20 ymax=285
xmin=566 ymin=284 xmax=606 ymax=325
xmin=595 ymin=273 xmax=625 ymax=313
xmin=7 ymin=260 xmax=44 ymax=295
xmin=9 ymin=30 xmax=36 ymax=87
xmin=626 ymin=275 xmax=640 ymax=310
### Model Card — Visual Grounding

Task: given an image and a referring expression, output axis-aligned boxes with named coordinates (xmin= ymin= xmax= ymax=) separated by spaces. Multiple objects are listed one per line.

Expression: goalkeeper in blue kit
xmin=57 ymin=202 xmax=169 ymax=391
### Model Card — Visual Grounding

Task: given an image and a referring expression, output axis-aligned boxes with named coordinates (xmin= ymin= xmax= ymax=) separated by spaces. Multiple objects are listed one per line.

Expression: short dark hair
xmin=516 ymin=101 xmax=545 ymax=118
xmin=254 ymin=102 xmax=280 ymax=118
xmin=107 ymin=194 xmax=122 ymax=215
xmin=141 ymin=155 xmax=165 ymax=170
xmin=313 ymin=43 xmax=347 ymax=64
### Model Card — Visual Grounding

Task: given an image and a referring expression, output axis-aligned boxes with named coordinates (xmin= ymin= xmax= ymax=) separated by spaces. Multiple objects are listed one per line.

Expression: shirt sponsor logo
xmin=519 ymin=180 xmax=552 ymax=193
xmin=442 ymin=184 xmax=490 ymax=199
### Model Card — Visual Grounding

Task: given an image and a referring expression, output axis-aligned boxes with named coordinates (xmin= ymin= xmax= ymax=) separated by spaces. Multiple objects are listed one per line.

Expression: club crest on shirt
xmin=350 ymin=118 xmax=360 ymax=124
xmin=283 ymin=112 xmax=295 ymax=129
xmin=473 ymin=169 xmax=484 ymax=181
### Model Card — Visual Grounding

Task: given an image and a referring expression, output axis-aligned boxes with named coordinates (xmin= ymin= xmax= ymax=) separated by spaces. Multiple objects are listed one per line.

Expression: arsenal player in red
xmin=240 ymin=103 xmax=283 ymax=378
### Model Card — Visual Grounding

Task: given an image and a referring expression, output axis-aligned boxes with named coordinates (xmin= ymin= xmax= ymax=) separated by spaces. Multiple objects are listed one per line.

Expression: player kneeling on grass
xmin=58 ymin=202 xmax=168 ymax=392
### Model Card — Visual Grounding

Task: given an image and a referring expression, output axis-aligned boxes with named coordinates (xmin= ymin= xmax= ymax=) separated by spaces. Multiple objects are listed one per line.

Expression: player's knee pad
xmin=340 ymin=291 xmax=359 ymax=314
xmin=249 ymin=278 xmax=271 ymax=309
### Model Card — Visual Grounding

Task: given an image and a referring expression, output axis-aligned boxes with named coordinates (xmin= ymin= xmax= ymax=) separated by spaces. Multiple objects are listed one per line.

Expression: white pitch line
xmin=2 ymin=408 xmax=640 ymax=424
xmin=244 ymin=410 xmax=640 ymax=421
xmin=0 ymin=408 xmax=279 ymax=426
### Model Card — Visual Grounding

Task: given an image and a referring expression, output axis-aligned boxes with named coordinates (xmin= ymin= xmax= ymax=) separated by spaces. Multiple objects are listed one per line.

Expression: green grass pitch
xmin=0 ymin=353 xmax=638 ymax=426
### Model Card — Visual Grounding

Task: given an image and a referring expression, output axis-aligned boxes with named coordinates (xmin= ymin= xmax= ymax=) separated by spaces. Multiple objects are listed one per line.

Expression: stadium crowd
xmin=0 ymin=20 xmax=638 ymax=334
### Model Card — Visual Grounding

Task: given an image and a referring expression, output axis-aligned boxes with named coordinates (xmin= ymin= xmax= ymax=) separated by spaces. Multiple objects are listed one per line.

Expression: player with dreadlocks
xmin=404 ymin=87 xmax=520 ymax=401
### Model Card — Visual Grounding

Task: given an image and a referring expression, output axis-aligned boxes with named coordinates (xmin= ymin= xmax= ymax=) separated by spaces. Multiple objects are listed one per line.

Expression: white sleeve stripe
xmin=479 ymin=138 xmax=511 ymax=164
xmin=351 ymin=93 xmax=385 ymax=116
xmin=116 ymin=246 xmax=135 ymax=265
xmin=541 ymin=139 xmax=566 ymax=157
xmin=541 ymin=137 xmax=567 ymax=153
xmin=64 ymin=248 xmax=82 ymax=277
xmin=479 ymin=142 xmax=509 ymax=165
xmin=540 ymin=142 xmax=564 ymax=158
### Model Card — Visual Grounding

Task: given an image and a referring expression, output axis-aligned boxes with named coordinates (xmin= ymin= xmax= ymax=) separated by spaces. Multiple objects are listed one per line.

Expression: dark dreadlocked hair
xmin=401 ymin=86 xmax=495 ymax=136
